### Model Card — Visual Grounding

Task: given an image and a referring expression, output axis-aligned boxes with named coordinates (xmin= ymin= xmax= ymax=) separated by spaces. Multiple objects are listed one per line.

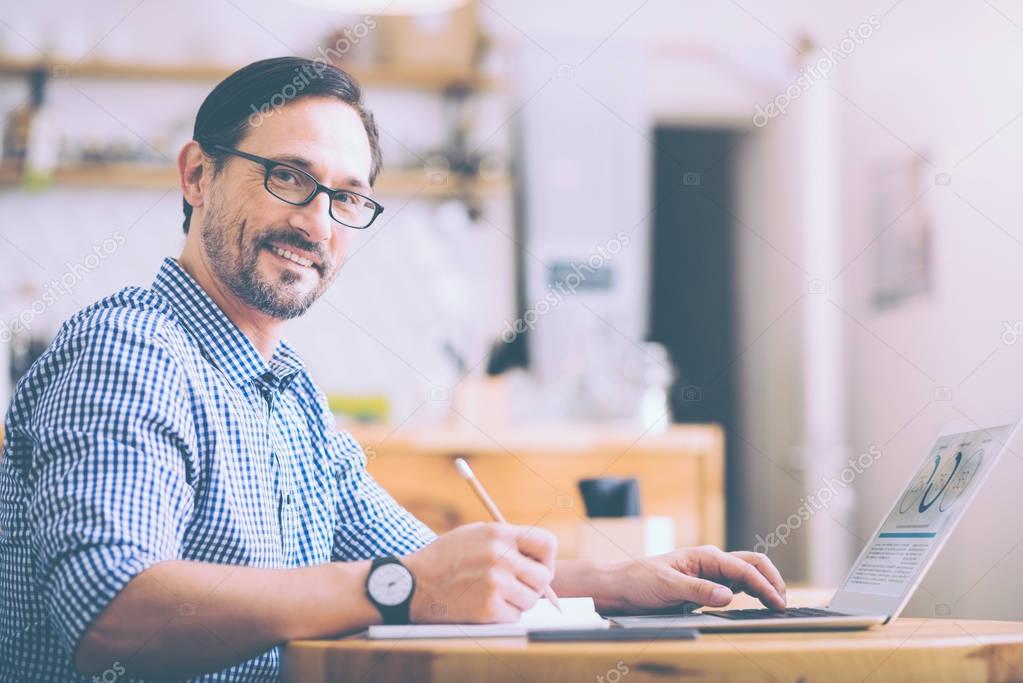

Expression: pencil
xmin=454 ymin=457 xmax=564 ymax=612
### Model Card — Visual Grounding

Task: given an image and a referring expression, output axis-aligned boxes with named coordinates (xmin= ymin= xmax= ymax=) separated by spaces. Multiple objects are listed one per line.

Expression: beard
xmin=200 ymin=190 xmax=339 ymax=320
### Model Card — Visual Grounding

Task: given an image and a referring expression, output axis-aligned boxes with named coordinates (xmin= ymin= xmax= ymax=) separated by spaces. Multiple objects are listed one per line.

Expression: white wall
xmin=835 ymin=2 xmax=1023 ymax=619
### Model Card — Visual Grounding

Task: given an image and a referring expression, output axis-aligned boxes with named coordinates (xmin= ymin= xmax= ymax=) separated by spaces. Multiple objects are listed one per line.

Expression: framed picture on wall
xmin=872 ymin=155 xmax=934 ymax=309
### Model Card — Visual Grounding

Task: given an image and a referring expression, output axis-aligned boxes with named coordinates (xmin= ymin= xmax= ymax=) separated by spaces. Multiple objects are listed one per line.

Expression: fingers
xmin=730 ymin=551 xmax=787 ymax=605
xmin=411 ymin=523 xmax=559 ymax=624
xmin=493 ymin=601 xmax=523 ymax=623
xmin=504 ymin=551 xmax=553 ymax=595
xmin=496 ymin=528 xmax=553 ymax=609
xmin=478 ymin=589 xmax=524 ymax=623
xmin=477 ymin=524 xmax=555 ymax=618
xmin=510 ymin=525 xmax=557 ymax=571
xmin=500 ymin=571 xmax=543 ymax=612
xmin=697 ymin=547 xmax=786 ymax=610
xmin=664 ymin=572 xmax=734 ymax=607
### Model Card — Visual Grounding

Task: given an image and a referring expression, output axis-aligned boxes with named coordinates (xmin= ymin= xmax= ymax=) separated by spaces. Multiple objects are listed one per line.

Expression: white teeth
xmin=271 ymin=246 xmax=314 ymax=268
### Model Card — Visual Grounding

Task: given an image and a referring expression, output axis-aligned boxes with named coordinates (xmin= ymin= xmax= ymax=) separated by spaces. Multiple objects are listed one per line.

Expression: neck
xmin=178 ymin=245 xmax=283 ymax=362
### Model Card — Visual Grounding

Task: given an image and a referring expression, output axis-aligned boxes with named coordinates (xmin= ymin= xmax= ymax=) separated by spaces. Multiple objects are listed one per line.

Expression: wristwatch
xmin=365 ymin=556 xmax=416 ymax=625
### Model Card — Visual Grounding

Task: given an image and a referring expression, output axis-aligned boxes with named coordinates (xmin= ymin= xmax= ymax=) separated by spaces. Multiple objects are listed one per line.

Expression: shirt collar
xmin=153 ymin=257 xmax=305 ymax=388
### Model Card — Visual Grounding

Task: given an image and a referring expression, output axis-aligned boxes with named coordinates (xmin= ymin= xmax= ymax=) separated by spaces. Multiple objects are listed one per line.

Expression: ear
xmin=179 ymin=140 xmax=208 ymax=216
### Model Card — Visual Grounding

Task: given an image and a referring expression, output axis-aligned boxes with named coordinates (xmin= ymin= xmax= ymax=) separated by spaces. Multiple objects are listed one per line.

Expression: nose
xmin=289 ymin=190 xmax=334 ymax=244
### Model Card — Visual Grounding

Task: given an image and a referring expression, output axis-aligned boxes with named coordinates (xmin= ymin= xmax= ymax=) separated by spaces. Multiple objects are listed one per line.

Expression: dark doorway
xmin=648 ymin=126 xmax=743 ymax=549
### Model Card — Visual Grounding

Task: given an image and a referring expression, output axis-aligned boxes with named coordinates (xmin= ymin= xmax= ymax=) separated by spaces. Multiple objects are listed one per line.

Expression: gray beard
xmin=200 ymin=199 xmax=333 ymax=320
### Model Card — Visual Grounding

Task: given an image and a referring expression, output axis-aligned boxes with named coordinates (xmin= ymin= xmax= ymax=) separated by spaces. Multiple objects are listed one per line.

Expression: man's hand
xmin=403 ymin=522 xmax=557 ymax=624
xmin=556 ymin=545 xmax=786 ymax=614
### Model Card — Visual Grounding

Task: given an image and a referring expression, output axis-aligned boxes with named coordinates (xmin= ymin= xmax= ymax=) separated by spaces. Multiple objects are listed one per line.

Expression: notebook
xmin=366 ymin=597 xmax=610 ymax=639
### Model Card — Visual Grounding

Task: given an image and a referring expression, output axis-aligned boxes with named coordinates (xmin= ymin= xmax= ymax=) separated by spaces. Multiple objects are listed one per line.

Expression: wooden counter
xmin=349 ymin=423 xmax=724 ymax=558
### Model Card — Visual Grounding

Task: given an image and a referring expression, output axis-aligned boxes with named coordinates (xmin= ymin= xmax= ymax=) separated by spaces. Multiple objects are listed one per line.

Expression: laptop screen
xmin=838 ymin=423 xmax=1014 ymax=604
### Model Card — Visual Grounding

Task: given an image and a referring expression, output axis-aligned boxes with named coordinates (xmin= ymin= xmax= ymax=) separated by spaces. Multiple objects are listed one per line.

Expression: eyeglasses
xmin=203 ymin=143 xmax=385 ymax=229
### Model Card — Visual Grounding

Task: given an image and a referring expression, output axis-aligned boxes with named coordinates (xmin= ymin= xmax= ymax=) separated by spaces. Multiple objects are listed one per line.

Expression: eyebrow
xmin=273 ymin=153 xmax=368 ymax=190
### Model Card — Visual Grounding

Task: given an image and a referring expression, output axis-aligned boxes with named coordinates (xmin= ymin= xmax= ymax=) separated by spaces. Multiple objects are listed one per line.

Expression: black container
xmin=577 ymin=477 xmax=641 ymax=518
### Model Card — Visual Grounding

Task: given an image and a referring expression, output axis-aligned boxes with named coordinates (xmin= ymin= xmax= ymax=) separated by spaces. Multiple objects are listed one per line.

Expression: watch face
xmin=368 ymin=563 xmax=414 ymax=606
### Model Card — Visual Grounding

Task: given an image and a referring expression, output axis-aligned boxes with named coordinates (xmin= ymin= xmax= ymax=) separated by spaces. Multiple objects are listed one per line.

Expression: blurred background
xmin=2 ymin=0 xmax=1023 ymax=621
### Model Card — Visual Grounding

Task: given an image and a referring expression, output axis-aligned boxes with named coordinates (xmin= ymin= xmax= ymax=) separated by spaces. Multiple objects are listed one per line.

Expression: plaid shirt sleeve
xmin=312 ymin=390 xmax=436 ymax=561
xmin=329 ymin=431 xmax=437 ymax=560
xmin=21 ymin=319 xmax=196 ymax=656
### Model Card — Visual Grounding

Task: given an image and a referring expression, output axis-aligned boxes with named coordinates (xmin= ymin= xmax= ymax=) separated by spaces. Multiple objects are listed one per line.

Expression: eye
xmin=333 ymin=191 xmax=358 ymax=205
xmin=269 ymin=166 xmax=304 ymax=186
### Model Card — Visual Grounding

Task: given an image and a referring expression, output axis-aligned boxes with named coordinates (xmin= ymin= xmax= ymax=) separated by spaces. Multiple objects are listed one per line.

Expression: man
xmin=0 ymin=57 xmax=786 ymax=682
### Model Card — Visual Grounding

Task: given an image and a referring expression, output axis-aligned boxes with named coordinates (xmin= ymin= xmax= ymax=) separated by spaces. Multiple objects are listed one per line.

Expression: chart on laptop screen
xmin=842 ymin=425 xmax=1013 ymax=597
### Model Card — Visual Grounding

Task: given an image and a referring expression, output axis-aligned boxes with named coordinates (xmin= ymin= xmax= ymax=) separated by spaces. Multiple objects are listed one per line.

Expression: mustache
xmin=258 ymin=230 xmax=331 ymax=270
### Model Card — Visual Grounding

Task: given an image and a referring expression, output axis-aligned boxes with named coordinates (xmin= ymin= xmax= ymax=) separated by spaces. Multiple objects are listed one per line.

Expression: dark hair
xmin=183 ymin=56 xmax=383 ymax=234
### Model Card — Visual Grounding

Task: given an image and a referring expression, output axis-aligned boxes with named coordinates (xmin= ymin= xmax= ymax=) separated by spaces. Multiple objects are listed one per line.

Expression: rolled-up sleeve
xmin=312 ymin=389 xmax=435 ymax=560
xmin=23 ymin=322 xmax=196 ymax=655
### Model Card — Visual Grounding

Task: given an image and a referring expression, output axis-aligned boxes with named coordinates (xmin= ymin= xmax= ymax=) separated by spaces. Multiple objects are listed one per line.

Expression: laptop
xmin=612 ymin=414 xmax=1022 ymax=632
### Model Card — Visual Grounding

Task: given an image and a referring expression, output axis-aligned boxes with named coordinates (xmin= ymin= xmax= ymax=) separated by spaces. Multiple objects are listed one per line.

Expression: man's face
xmin=199 ymin=96 xmax=374 ymax=320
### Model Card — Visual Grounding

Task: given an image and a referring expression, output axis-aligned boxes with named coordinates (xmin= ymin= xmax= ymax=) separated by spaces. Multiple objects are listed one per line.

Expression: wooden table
xmin=282 ymin=588 xmax=1023 ymax=682
xmin=283 ymin=618 xmax=1023 ymax=683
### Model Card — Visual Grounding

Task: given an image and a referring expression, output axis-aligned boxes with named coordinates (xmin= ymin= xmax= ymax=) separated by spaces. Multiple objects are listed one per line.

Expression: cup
xmin=577 ymin=477 xmax=641 ymax=518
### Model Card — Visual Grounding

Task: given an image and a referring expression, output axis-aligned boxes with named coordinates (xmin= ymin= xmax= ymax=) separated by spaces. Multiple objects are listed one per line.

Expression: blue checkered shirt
xmin=0 ymin=257 xmax=436 ymax=682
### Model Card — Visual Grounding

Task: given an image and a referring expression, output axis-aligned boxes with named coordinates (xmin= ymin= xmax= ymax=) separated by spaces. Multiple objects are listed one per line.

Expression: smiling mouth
xmin=268 ymin=244 xmax=317 ymax=270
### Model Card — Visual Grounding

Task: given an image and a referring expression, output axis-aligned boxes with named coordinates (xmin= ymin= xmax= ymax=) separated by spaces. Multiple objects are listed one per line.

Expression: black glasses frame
xmin=202 ymin=143 xmax=384 ymax=229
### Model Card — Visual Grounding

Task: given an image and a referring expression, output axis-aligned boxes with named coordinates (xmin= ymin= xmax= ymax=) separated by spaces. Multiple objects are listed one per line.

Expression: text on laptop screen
xmin=841 ymin=424 xmax=1014 ymax=597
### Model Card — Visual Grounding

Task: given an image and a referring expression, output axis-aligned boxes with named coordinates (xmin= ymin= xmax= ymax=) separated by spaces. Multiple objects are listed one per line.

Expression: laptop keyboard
xmin=701 ymin=607 xmax=849 ymax=620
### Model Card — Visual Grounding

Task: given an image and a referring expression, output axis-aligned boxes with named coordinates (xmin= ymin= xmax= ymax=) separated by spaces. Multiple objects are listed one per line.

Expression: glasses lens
xmin=331 ymin=191 xmax=379 ymax=229
xmin=266 ymin=165 xmax=316 ymax=204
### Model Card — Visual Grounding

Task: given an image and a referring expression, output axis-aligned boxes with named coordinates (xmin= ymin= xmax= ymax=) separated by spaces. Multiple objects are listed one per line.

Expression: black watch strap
xmin=366 ymin=556 xmax=415 ymax=625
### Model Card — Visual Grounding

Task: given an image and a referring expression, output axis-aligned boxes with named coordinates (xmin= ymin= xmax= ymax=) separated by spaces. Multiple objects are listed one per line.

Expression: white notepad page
xmin=367 ymin=597 xmax=609 ymax=639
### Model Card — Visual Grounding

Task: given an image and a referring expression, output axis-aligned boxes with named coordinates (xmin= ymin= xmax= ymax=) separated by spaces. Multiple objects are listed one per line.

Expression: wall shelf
xmin=0 ymin=162 xmax=511 ymax=198
xmin=0 ymin=56 xmax=497 ymax=91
